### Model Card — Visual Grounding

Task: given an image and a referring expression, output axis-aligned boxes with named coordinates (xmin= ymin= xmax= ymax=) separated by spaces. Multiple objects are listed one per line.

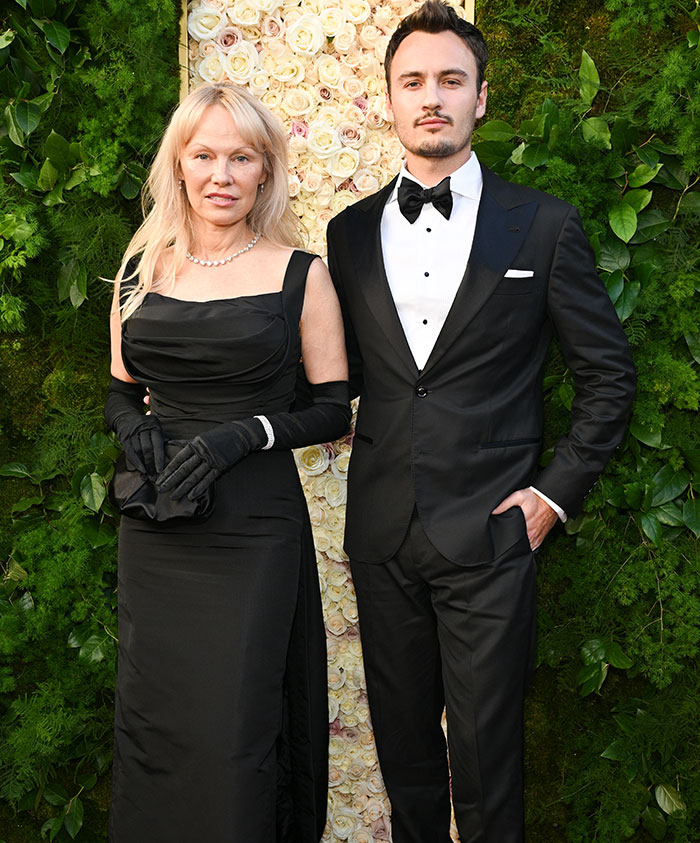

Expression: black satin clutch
xmin=109 ymin=441 xmax=214 ymax=523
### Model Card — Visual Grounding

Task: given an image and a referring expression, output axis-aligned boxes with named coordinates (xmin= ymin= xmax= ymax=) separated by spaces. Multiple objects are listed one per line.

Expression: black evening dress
xmin=109 ymin=251 xmax=328 ymax=843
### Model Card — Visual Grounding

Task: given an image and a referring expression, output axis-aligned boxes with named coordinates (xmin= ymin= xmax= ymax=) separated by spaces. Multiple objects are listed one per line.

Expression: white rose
xmin=352 ymin=168 xmax=379 ymax=195
xmin=300 ymin=0 xmax=324 ymax=14
xmin=222 ymin=41 xmax=259 ymax=83
xmin=248 ymin=69 xmax=271 ymax=95
xmin=252 ymin=0 xmax=279 ymax=12
xmin=358 ymin=53 xmax=380 ymax=76
xmin=315 ymin=531 xmax=332 ymax=553
xmin=327 ymin=540 xmax=348 ymax=562
xmin=374 ymin=6 xmax=395 ymax=28
xmin=287 ymin=13 xmax=325 ymax=55
xmin=317 ymin=54 xmax=343 ymax=89
xmin=337 ymin=121 xmax=364 ymax=148
xmin=227 ymin=0 xmax=261 ymax=27
xmin=373 ymin=34 xmax=391 ymax=62
xmin=281 ymin=84 xmax=316 ymax=117
xmin=320 ymin=6 xmax=345 ymax=37
xmin=296 ymin=444 xmax=331 ymax=476
xmin=329 ymin=734 xmax=345 ymax=756
xmin=330 ymin=807 xmax=358 ymax=840
xmin=314 ymin=180 xmax=336 ymax=208
xmin=358 ymin=24 xmax=380 ymax=50
xmin=328 ymin=147 xmax=360 ymax=181
xmin=198 ymin=51 xmax=227 ymax=83
xmin=328 ymin=667 xmax=346 ymax=689
xmin=328 ymin=694 xmax=340 ymax=722
xmin=326 ymin=611 xmax=348 ymax=636
xmin=359 ymin=141 xmax=381 ymax=166
xmin=331 ymin=189 xmax=358 ymax=214
xmin=343 ymin=0 xmax=371 ymax=25
xmin=323 ymin=475 xmax=348 ymax=506
xmin=341 ymin=76 xmax=365 ymax=100
xmin=202 ymin=0 xmax=227 ymax=11
xmin=355 ymin=702 xmax=370 ymax=723
xmin=288 ymin=172 xmax=301 ymax=198
xmin=366 ymin=772 xmax=385 ymax=793
xmin=339 ymin=46 xmax=362 ymax=68
xmin=315 ymin=105 xmax=340 ymax=127
xmin=332 ymin=21 xmax=356 ymax=53
xmin=365 ymin=798 xmax=385 ymax=822
xmin=301 ymin=170 xmax=324 ymax=193
xmin=270 ymin=55 xmax=306 ymax=84
xmin=307 ymin=123 xmax=342 ymax=159
xmin=307 ymin=500 xmax=327 ymax=526
xmin=328 ymin=764 xmax=346 ymax=787
xmin=349 ymin=829 xmax=373 ymax=843
xmin=325 ymin=511 xmax=346 ymax=534
xmin=341 ymin=601 xmax=359 ymax=624
xmin=188 ymin=8 xmax=227 ymax=40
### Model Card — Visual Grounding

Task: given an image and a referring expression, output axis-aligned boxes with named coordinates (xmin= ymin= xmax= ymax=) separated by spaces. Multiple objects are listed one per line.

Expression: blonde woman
xmin=105 ymin=83 xmax=349 ymax=842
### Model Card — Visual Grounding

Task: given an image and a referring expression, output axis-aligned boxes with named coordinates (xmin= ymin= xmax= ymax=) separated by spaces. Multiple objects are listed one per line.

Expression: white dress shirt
xmin=380 ymin=152 xmax=566 ymax=522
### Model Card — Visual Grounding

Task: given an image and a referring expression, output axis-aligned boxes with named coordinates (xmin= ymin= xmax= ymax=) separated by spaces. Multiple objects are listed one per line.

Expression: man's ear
xmin=385 ymin=92 xmax=394 ymax=122
xmin=476 ymin=80 xmax=488 ymax=120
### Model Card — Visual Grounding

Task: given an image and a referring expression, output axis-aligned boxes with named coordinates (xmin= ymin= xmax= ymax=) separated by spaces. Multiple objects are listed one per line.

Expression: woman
xmin=105 ymin=83 xmax=349 ymax=842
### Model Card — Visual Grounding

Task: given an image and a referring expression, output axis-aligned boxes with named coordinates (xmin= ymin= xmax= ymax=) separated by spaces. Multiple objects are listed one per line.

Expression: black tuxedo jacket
xmin=327 ymin=164 xmax=635 ymax=566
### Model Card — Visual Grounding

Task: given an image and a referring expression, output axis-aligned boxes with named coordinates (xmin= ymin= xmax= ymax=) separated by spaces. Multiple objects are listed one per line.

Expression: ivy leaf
xmin=579 ymin=50 xmax=600 ymax=106
xmin=653 ymin=502 xmax=684 ymax=527
xmin=628 ymin=163 xmax=663 ymax=188
xmin=655 ymin=784 xmax=686 ymax=817
xmin=79 ymin=633 xmax=110 ymax=663
xmin=615 ymin=281 xmax=640 ymax=322
xmin=629 ymin=421 xmax=662 ymax=448
xmin=622 ymin=189 xmax=652 ymax=213
xmin=651 ymin=465 xmax=690 ymax=507
xmin=605 ymin=642 xmax=633 ymax=669
xmin=474 ymin=120 xmax=515 ymax=142
xmin=630 ymin=210 xmax=671 ymax=244
xmin=599 ymin=237 xmax=630 ymax=272
xmin=45 ymin=130 xmax=73 ymax=172
xmin=43 ymin=783 xmax=69 ymax=806
xmin=63 ymin=797 xmax=84 ymax=839
xmin=609 ymin=203 xmax=638 ymax=242
xmin=685 ymin=333 xmax=700 ymax=364
xmin=682 ymin=499 xmax=700 ymax=537
xmin=581 ymin=637 xmax=607 ymax=665
xmin=576 ymin=661 xmax=608 ymax=695
xmin=604 ymin=269 xmax=624 ymax=304
xmin=15 ymin=101 xmax=41 ymax=134
xmin=641 ymin=806 xmax=667 ymax=840
xmin=521 ymin=142 xmax=549 ymax=169
xmin=640 ymin=512 xmax=662 ymax=543
xmin=80 ymin=472 xmax=106 ymax=512
xmin=37 ymin=158 xmax=59 ymax=191
xmin=582 ymin=116 xmax=610 ymax=148
xmin=35 ymin=20 xmax=70 ymax=55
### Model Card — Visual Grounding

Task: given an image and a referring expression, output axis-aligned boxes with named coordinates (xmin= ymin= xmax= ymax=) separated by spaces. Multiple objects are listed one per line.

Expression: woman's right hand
xmin=105 ymin=377 xmax=166 ymax=479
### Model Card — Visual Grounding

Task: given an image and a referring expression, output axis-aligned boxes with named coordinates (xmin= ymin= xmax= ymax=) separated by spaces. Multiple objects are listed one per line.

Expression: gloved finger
xmin=156 ymin=446 xmax=200 ymax=490
xmin=138 ymin=428 xmax=157 ymax=477
xmin=186 ymin=468 xmax=218 ymax=501
xmin=122 ymin=440 xmax=147 ymax=475
xmin=169 ymin=460 xmax=213 ymax=500
xmin=149 ymin=426 xmax=166 ymax=475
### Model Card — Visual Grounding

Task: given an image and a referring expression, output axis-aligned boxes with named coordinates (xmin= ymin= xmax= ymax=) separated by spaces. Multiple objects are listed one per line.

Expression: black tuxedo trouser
xmin=350 ymin=508 xmax=537 ymax=843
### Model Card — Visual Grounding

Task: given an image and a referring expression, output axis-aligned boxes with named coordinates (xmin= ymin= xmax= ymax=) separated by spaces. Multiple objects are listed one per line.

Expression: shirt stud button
xmin=416 ymin=386 xmax=428 ymax=397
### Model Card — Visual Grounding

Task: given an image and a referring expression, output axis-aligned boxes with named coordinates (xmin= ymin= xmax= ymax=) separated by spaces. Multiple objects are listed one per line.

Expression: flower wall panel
xmin=187 ymin=2 xmax=469 ymax=838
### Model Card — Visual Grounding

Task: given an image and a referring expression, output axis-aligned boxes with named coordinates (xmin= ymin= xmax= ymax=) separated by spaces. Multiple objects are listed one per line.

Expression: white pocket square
xmin=504 ymin=269 xmax=534 ymax=278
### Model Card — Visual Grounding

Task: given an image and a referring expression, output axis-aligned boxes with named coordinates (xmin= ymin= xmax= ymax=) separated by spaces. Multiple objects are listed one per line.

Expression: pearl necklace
xmin=186 ymin=233 xmax=260 ymax=267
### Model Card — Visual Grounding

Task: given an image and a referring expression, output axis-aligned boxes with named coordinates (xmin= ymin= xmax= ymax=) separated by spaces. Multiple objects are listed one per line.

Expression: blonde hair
xmin=116 ymin=83 xmax=302 ymax=320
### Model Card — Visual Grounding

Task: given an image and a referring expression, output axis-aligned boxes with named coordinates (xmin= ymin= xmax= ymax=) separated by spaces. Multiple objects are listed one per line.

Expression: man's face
xmin=386 ymin=30 xmax=487 ymax=164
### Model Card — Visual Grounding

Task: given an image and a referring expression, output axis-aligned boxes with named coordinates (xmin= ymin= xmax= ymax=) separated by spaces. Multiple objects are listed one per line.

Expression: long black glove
xmin=104 ymin=377 xmax=165 ymax=478
xmin=156 ymin=380 xmax=351 ymax=501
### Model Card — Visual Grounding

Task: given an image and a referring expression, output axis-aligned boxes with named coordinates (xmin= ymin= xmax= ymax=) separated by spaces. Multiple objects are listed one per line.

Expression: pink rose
xmin=371 ymin=816 xmax=391 ymax=839
xmin=216 ymin=27 xmax=242 ymax=53
xmin=290 ymin=120 xmax=309 ymax=138
xmin=353 ymin=96 xmax=368 ymax=112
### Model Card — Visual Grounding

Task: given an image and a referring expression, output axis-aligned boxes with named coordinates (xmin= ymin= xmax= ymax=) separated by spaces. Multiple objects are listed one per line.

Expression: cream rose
xmin=325 ymin=511 xmax=345 ymax=533
xmin=198 ymin=51 xmax=227 ymax=83
xmin=252 ymin=0 xmax=279 ymax=12
xmin=329 ymin=734 xmax=345 ymax=757
xmin=328 ymin=764 xmax=346 ymax=787
xmin=364 ymin=798 xmax=385 ymax=822
xmin=248 ymin=69 xmax=271 ymax=95
xmin=366 ymin=772 xmax=385 ymax=794
xmin=328 ymin=694 xmax=340 ymax=722
xmin=341 ymin=601 xmax=359 ymax=624
xmin=296 ymin=444 xmax=331 ymax=476
xmin=307 ymin=123 xmax=342 ymax=158
xmin=326 ymin=611 xmax=348 ymax=636
xmin=341 ymin=75 xmax=365 ymax=100
xmin=300 ymin=0 xmax=324 ymax=14
xmin=288 ymin=172 xmax=301 ymax=198
xmin=314 ymin=180 xmax=336 ymax=208
xmin=328 ymin=667 xmax=346 ymax=690
xmin=323 ymin=476 xmax=348 ymax=506
xmin=330 ymin=807 xmax=359 ymax=840
xmin=374 ymin=6 xmax=395 ymax=28
xmin=320 ymin=5 xmax=345 ymax=37
xmin=339 ymin=46 xmax=363 ymax=68
xmin=358 ymin=53 xmax=380 ymax=77
xmin=301 ymin=170 xmax=324 ymax=194
xmin=286 ymin=13 xmax=325 ymax=55
xmin=227 ymin=0 xmax=261 ymax=27
xmin=343 ymin=0 xmax=371 ymax=25
xmin=358 ymin=24 xmax=380 ymax=50
xmin=331 ymin=189 xmax=358 ymax=214
xmin=269 ymin=54 xmax=306 ymax=85
xmin=352 ymin=168 xmax=379 ymax=195
xmin=281 ymin=84 xmax=316 ymax=117
xmin=188 ymin=7 xmax=228 ymax=41
xmin=349 ymin=829 xmax=373 ymax=843
xmin=329 ymin=147 xmax=360 ymax=181
xmin=317 ymin=54 xmax=343 ymax=89
xmin=222 ymin=41 xmax=259 ymax=83
xmin=359 ymin=141 xmax=381 ymax=166
xmin=332 ymin=21 xmax=356 ymax=53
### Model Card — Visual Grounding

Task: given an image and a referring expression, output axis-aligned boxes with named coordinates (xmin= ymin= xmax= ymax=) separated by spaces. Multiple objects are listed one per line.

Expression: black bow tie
xmin=397 ymin=176 xmax=453 ymax=224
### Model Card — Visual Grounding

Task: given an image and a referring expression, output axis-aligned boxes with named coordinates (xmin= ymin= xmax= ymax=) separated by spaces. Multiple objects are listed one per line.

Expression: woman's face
xmin=179 ymin=104 xmax=266 ymax=234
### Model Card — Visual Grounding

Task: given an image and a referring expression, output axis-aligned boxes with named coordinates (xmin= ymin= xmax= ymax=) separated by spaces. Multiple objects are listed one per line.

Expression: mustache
xmin=415 ymin=111 xmax=453 ymax=126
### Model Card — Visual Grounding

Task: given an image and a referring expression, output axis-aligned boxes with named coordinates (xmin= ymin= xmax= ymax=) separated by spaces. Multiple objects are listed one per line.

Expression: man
xmin=326 ymin=2 xmax=636 ymax=842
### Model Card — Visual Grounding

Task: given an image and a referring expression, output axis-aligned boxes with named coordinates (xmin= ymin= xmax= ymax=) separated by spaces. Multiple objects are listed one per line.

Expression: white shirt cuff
xmin=529 ymin=486 xmax=567 ymax=522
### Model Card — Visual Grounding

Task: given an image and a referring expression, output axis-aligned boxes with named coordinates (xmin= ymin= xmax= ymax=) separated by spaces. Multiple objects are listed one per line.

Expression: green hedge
xmin=1 ymin=0 xmax=699 ymax=840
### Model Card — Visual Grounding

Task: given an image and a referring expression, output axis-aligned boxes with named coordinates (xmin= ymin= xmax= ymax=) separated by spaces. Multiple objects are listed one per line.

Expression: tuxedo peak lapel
xmin=349 ymin=176 xmax=420 ymax=379
xmin=421 ymin=184 xmax=537 ymax=375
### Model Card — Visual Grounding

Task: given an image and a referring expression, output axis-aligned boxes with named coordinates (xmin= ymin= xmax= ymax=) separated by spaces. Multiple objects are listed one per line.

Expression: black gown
xmin=109 ymin=251 xmax=328 ymax=843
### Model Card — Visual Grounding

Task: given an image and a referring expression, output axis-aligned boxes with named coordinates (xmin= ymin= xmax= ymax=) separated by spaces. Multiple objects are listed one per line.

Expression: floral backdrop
xmin=186 ymin=1 xmax=470 ymax=838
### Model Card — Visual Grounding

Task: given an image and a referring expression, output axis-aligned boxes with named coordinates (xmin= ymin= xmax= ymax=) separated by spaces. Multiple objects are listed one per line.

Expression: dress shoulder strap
xmin=281 ymin=249 xmax=318 ymax=329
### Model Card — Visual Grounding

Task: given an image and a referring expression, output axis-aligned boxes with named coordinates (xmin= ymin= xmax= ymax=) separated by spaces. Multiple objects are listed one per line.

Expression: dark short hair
xmin=384 ymin=1 xmax=488 ymax=93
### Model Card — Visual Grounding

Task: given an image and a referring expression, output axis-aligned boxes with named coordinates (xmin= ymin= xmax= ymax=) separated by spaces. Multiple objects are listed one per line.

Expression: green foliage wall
xmin=0 ymin=0 xmax=180 ymax=838
xmin=0 ymin=0 xmax=699 ymax=841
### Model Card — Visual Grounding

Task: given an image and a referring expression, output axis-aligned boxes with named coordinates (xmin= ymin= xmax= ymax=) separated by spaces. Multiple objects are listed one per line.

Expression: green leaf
xmin=622 ymin=189 xmax=652 ymax=213
xmin=43 ymin=783 xmax=69 ymax=806
xmin=653 ymin=502 xmax=684 ymax=527
xmin=15 ymin=100 xmax=41 ymax=134
xmin=474 ymin=120 xmax=515 ymax=142
xmin=0 ymin=462 xmax=32 ymax=478
xmin=37 ymin=158 xmax=59 ymax=191
xmin=604 ymin=269 xmax=624 ymax=304
xmin=11 ymin=495 xmax=43 ymax=513
xmin=599 ymin=237 xmax=630 ymax=272
xmin=0 ymin=30 xmax=16 ymax=50
xmin=630 ymin=210 xmax=670 ymax=244
xmin=41 ymin=20 xmax=70 ymax=54
xmin=641 ymin=806 xmax=667 ymax=840
xmin=29 ymin=0 xmax=57 ymax=15
xmin=80 ymin=517 xmax=116 ymax=549
xmin=624 ymin=481 xmax=644 ymax=509
xmin=682 ymin=499 xmax=700 ymax=537
xmin=45 ymin=129 xmax=73 ymax=172
xmin=120 ymin=171 xmax=142 ymax=200
xmin=601 ymin=739 xmax=627 ymax=761
xmin=579 ymin=49 xmax=600 ymax=106
xmin=32 ymin=91 xmax=55 ymax=113
xmin=685 ymin=333 xmax=700 ymax=364
xmin=576 ymin=661 xmax=608 ymax=695
xmin=582 ymin=116 xmax=610 ymax=148
xmin=634 ymin=145 xmax=660 ymax=169
xmin=615 ymin=281 xmax=640 ymax=322
xmin=4 ymin=104 xmax=25 ymax=147
xmin=80 ymin=472 xmax=106 ymax=512
xmin=79 ymin=633 xmax=110 ymax=663
xmin=581 ymin=637 xmax=607 ymax=665
xmin=628 ymin=163 xmax=663 ymax=188
xmin=651 ymin=465 xmax=690 ymax=507
xmin=682 ymin=447 xmax=700 ymax=473
xmin=655 ymin=784 xmax=686 ymax=817
xmin=63 ymin=796 xmax=83 ymax=839
xmin=605 ymin=641 xmax=633 ymax=669
xmin=57 ymin=259 xmax=86 ymax=305
xmin=629 ymin=421 xmax=662 ymax=448
xmin=65 ymin=167 xmax=87 ymax=190
xmin=521 ymin=142 xmax=549 ymax=169
xmin=609 ymin=203 xmax=638 ymax=243
xmin=40 ymin=817 xmax=63 ymax=841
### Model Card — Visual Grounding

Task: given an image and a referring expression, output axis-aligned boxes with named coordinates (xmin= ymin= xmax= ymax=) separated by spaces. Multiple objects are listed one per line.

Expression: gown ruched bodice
xmin=109 ymin=250 xmax=328 ymax=843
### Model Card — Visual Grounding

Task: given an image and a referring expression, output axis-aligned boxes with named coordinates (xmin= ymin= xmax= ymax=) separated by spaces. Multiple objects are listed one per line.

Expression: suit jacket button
xmin=416 ymin=386 xmax=428 ymax=397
